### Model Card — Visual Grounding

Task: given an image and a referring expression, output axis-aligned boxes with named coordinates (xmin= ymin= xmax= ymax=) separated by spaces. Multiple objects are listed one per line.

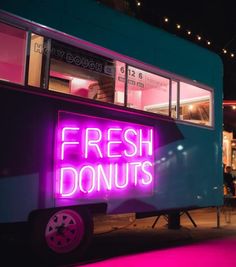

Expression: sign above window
xmin=51 ymin=40 xmax=115 ymax=77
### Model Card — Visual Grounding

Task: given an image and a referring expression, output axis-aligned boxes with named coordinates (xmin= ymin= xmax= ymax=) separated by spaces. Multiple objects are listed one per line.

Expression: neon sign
xmin=55 ymin=111 xmax=155 ymax=200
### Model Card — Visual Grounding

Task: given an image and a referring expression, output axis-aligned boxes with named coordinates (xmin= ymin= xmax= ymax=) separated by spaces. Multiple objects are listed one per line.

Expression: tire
xmin=28 ymin=207 xmax=93 ymax=264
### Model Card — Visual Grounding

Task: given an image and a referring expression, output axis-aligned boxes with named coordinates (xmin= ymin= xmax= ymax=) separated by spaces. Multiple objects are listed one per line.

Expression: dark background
xmin=100 ymin=0 xmax=236 ymax=100
xmin=99 ymin=0 xmax=236 ymax=136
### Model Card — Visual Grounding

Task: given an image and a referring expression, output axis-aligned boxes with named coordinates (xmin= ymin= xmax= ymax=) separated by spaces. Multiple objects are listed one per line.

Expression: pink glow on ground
xmin=81 ymin=238 xmax=236 ymax=267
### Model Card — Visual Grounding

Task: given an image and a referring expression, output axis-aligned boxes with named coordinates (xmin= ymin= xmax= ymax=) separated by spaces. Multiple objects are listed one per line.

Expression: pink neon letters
xmin=56 ymin=112 xmax=155 ymax=199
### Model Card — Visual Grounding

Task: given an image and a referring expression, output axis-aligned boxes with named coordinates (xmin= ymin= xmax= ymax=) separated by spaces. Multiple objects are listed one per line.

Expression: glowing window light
xmin=188 ymin=104 xmax=194 ymax=111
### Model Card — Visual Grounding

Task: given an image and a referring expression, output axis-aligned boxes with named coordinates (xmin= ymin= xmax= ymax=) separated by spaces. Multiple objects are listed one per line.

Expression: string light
xmin=158 ymin=15 xmax=236 ymax=60
xmin=101 ymin=1 xmax=235 ymax=61
xmin=164 ymin=17 xmax=169 ymax=22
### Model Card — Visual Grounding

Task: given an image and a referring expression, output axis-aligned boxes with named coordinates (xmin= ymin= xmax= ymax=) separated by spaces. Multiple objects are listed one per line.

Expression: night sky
xmin=102 ymin=0 xmax=236 ymax=134
xmin=128 ymin=0 xmax=236 ymax=100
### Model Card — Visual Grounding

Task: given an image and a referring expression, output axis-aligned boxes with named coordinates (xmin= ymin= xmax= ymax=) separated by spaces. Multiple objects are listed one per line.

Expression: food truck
xmin=0 ymin=0 xmax=223 ymax=261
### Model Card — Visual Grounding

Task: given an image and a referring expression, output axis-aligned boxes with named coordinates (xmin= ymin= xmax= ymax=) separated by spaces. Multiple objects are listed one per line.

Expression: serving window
xmin=117 ymin=64 xmax=212 ymax=126
xmin=114 ymin=61 xmax=125 ymax=106
xmin=48 ymin=40 xmax=116 ymax=103
xmin=0 ymin=22 xmax=27 ymax=84
xmin=128 ymin=66 xmax=170 ymax=116
xmin=179 ymin=82 xmax=212 ymax=126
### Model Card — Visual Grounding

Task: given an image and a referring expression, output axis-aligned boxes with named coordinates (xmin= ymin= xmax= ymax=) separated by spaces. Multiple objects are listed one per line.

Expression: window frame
xmin=125 ymin=64 xmax=171 ymax=115
xmin=178 ymin=80 xmax=213 ymax=127
xmin=0 ymin=10 xmax=215 ymax=129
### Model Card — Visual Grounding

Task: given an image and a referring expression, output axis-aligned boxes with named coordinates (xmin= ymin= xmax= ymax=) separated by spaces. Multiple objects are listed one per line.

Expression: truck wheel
xmin=29 ymin=207 xmax=93 ymax=263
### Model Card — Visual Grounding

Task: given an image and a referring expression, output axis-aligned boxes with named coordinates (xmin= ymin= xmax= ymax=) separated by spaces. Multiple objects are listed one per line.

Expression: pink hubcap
xmin=45 ymin=210 xmax=84 ymax=254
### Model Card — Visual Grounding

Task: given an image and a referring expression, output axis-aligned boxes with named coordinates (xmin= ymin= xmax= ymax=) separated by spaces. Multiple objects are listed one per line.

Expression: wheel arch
xmin=28 ymin=202 xmax=107 ymax=220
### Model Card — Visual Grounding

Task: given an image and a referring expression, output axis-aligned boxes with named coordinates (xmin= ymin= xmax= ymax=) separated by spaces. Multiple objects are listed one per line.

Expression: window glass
xmin=48 ymin=40 xmax=116 ymax=103
xmin=127 ymin=66 xmax=170 ymax=115
xmin=179 ymin=82 xmax=211 ymax=126
xmin=232 ymin=147 xmax=236 ymax=171
xmin=171 ymin=81 xmax=178 ymax=119
xmin=28 ymin=33 xmax=50 ymax=88
xmin=0 ymin=22 xmax=26 ymax=84
xmin=114 ymin=61 xmax=125 ymax=106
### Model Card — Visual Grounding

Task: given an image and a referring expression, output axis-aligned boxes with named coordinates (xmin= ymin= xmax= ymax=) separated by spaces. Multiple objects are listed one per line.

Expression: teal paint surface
xmin=0 ymin=174 xmax=39 ymax=222
xmin=0 ymin=0 xmax=224 ymax=215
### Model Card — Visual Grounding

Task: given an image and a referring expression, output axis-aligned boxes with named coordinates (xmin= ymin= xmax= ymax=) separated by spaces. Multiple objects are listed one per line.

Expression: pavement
xmin=76 ymin=205 xmax=236 ymax=266
xmin=1 ymin=205 xmax=236 ymax=266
